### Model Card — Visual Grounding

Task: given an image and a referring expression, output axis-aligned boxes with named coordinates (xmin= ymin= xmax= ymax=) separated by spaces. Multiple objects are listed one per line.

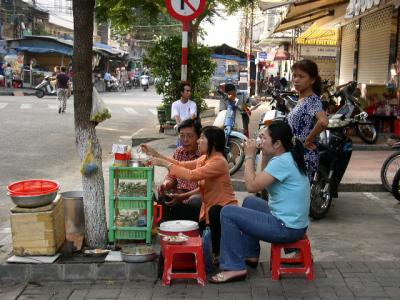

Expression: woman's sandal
xmin=209 ymin=271 xmax=247 ymax=284
xmin=245 ymin=258 xmax=259 ymax=268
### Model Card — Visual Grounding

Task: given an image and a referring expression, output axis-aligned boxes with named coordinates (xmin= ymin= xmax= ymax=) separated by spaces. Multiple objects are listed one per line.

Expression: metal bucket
xmin=60 ymin=191 xmax=85 ymax=236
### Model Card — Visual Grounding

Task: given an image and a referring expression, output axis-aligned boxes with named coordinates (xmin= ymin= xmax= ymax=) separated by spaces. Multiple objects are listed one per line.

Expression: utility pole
xmin=247 ymin=0 xmax=254 ymax=95
xmin=12 ymin=0 xmax=16 ymax=38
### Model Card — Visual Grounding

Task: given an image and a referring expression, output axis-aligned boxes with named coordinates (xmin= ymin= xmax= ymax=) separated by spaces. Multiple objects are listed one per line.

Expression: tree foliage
xmin=96 ymin=0 xmax=249 ymax=44
xmin=143 ymin=35 xmax=216 ymax=112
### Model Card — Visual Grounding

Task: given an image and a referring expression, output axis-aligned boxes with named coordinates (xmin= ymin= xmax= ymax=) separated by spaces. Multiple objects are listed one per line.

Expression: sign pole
xmin=181 ymin=21 xmax=189 ymax=81
xmin=165 ymin=0 xmax=206 ymax=81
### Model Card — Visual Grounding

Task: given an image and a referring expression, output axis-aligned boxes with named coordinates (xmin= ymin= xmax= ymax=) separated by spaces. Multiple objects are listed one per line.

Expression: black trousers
xmin=199 ymin=205 xmax=223 ymax=256
xmin=158 ymin=194 xmax=201 ymax=223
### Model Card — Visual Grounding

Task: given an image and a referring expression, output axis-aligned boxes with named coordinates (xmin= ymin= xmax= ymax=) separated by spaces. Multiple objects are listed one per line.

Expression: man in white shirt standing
xmin=171 ymin=82 xmax=197 ymax=125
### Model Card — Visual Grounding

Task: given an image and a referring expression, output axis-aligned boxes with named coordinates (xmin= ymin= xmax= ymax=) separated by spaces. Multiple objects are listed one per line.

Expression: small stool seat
xmin=270 ymin=234 xmax=314 ymax=280
xmin=162 ymin=237 xmax=206 ymax=286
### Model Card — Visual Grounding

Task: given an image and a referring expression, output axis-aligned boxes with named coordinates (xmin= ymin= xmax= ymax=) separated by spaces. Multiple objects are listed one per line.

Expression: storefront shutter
xmin=339 ymin=22 xmax=356 ymax=84
xmin=357 ymin=7 xmax=392 ymax=84
xmin=314 ymin=58 xmax=336 ymax=82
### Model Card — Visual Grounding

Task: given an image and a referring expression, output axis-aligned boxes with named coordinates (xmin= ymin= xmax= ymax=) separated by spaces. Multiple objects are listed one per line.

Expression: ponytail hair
xmin=291 ymin=59 xmax=322 ymax=96
xmin=267 ymin=120 xmax=307 ymax=176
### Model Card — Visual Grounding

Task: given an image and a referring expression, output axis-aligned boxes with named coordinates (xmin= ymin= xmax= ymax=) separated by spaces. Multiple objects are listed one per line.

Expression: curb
xmin=0 ymin=261 xmax=158 ymax=282
xmin=232 ymin=179 xmax=385 ymax=192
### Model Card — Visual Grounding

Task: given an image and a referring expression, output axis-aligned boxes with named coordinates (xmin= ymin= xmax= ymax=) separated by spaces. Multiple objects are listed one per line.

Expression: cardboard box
xmin=10 ymin=195 xmax=66 ymax=256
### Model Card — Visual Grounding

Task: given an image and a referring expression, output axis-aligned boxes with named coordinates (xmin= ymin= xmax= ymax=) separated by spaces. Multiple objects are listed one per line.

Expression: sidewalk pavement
xmin=0 ymin=87 xmax=35 ymax=96
xmin=1 ymin=107 xmax=400 ymax=299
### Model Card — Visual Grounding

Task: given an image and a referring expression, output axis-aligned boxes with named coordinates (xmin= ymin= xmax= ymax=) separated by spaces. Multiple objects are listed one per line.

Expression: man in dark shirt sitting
xmin=56 ymin=66 xmax=70 ymax=114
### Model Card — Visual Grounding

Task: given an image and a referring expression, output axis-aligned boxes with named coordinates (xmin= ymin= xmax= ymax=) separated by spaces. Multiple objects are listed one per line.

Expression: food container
xmin=121 ymin=245 xmax=157 ymax=263
xmin=159 ymin=220 xmax=199 ymax=237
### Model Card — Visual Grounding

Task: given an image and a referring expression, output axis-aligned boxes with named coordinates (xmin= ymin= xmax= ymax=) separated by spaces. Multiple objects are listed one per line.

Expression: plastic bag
xmin=80 ymin=139 xmax=99 ymax=176
xmin=202 ymin=227 xmax=215 ymax=274
xmin=90 ymin=87 xmax=111 ymax=123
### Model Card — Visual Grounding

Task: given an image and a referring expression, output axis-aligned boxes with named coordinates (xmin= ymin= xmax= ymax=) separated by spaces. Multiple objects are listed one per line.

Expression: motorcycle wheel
xmin=357 ymin=124 xmax=378 ymax=144
xmin=227 ymin=137 xmax=245 ymax=175
xmin=391 ymin=168 xmax=400 ymax=201
xmin=35 ymin=89 xmax=45 ymax=98
xmin=380 ymin=152 xmax=400 ymax=192
xmin=310 ymin=166 xmax=332 ymax=220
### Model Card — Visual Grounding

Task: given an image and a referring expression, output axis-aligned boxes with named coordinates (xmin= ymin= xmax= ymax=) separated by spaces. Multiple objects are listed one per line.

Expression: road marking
xmin=0 ymin=103 xmax=8 ymax=109
xmin=21 ymin=103 xmax=32 ymax=109
xmin=149 ymin=109 xmax=157 ymax=115
xmin=48 ymin=104 xmax=58 ymax=109
xmin=132 ymin=128 xmax=144 ymax=137
xmin=123 ymin=107 xmax=139 ymax=115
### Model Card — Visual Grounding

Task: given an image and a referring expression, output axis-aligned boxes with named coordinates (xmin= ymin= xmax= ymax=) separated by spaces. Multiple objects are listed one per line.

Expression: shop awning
xmin=274 ymin=0 xmax=348 ymax=32
xmin=296 ymin=23 xmax=338 ymax=45
xmin=14 ymin=46 xmax=72 ymax=56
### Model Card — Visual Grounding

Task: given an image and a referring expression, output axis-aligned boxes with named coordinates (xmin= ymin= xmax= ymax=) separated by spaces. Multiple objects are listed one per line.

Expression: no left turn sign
xmin=165 ymin=0 xmax=206 ymax=22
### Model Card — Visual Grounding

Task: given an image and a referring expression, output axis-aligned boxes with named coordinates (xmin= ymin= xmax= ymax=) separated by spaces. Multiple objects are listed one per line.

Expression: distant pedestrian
xmin=4 ymin=63 xmax=13 ymax=88
xmin=280 ymin=74 xmax=288 ymax=91
xmin=56 ymin=66 xmax=70 ymax=114
xmin=273 ymin=72 xmax=281 ymax=90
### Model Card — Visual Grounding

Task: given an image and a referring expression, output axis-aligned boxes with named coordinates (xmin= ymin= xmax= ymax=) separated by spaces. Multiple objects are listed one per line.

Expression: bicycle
xmin=390 ymin=167 xmax=400 ymax=201
xmin=380 ymin=138 xmax=400 ymax=192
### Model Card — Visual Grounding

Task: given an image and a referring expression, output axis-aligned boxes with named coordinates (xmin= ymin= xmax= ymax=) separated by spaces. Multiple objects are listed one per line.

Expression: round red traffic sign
xmin=165 ymin=0 xmax=206 ymax=22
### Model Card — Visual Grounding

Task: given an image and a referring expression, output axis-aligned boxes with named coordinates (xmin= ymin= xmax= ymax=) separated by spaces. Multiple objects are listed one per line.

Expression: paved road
xmin=0 ymin=88 xmax=162 ymax=225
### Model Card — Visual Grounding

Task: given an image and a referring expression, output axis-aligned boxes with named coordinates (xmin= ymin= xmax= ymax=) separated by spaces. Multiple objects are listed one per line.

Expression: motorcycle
xmin=310 ymin=114 xmax=361 ymax=219
xmin=323 ymin=81 xmax=378 ymax=144
xmin=213 ymin=98 xmax=247 ymax=175
xmin=106 ymin=76 xmax=120 ymax=92
xmin=35 ymin=76 xmax=57 ymax=98
xmin=141 ymin=75 xmax=150 ymax=91
xmin=310 ymin=83 xmax=375 ymax=219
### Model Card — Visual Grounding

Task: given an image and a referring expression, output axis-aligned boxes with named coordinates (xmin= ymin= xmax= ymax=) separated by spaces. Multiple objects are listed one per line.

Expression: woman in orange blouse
xmin=141 ymin=126 xmax=238 ymax=255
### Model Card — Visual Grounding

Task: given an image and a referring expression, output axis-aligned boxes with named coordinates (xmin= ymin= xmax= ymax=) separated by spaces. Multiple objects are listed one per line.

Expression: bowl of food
xmin=162 ymin=234 xmax=189 ymax=245
xmin=121 ymin=245 xmax=157 ymax=263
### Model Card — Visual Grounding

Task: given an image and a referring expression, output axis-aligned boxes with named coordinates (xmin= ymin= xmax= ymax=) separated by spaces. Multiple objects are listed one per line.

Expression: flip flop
xmin=209 ymin=272 xmax=247 ymax=284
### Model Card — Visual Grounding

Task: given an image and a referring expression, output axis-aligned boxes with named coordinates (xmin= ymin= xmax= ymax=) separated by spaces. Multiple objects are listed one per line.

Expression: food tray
xmin=110 ymin=166 xmax=154 ymax=180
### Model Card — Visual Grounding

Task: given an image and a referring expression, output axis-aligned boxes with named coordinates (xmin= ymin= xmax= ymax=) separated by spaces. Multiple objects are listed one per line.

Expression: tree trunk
xmin=73 ymin=0 xmax=108 ymax=248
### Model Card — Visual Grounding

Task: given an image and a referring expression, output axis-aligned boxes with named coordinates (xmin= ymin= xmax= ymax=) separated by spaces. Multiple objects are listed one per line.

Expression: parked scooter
xmin=322 ymin=81 xmax=377 ymax=144
xmin=106 ymin=76 xmax=120 ymax=92
xmin=213 ymin=97 xmax=247 ymax=175
xmin=35 ymin=76 xmax=57 ymax=98
xmin=141 ymin=75 xmax=150 ymax=91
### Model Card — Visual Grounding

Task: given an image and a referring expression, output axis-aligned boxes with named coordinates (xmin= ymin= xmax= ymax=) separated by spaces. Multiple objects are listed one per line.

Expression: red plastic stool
xmin=162 ymin=237 xmax=206 ymax=286
xmin=270 ymin=234 xmax=314 ymax=280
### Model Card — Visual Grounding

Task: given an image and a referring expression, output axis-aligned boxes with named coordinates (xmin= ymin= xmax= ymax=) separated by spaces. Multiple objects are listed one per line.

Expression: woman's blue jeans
xmin=219 ymin=195 xmax=306 ymax=271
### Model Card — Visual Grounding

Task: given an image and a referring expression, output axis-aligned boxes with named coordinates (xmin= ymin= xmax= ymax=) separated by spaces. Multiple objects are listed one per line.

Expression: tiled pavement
xmin=1 ymin=260 xmax=399 ymax=299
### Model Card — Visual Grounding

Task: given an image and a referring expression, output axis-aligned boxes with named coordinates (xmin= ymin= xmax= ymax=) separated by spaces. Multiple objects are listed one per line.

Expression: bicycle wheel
xmin=380 ymin=152 xmax=400 ymax=192
xmin=391 ymin=168 xmax=400 ymax=201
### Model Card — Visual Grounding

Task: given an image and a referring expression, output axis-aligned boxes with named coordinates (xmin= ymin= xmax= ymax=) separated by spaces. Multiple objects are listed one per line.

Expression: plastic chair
xmin=162 ymin=237 xmax=206 ymax=286
xmin=270 ymin=234 xmax=314 ymax=280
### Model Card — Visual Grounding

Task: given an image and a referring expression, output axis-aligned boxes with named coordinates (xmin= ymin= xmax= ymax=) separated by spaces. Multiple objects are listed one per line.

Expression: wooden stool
xmin=162 ymin=237 xmax=206 ymax=286
xmin=270 ymin=234 xmax=314 ymax=280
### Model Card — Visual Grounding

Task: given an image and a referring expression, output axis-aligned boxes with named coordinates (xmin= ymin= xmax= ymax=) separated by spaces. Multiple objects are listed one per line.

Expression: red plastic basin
xmin=7 ymin=179 xmax=60 ymax=196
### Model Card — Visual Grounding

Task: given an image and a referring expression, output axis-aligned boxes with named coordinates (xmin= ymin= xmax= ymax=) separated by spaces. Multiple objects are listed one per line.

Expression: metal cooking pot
xmin=60 ymin=191 xmax=85 ymax=236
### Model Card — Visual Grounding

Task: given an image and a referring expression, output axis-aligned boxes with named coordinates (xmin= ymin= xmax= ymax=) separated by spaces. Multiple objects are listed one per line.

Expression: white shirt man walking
xmin=171 ymin=82 xmax=197 ymax=125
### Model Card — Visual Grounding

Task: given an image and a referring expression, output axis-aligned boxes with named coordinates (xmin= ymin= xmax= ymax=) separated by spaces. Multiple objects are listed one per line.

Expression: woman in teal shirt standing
xmin=210 ymin=120 xmax=310 ymax=283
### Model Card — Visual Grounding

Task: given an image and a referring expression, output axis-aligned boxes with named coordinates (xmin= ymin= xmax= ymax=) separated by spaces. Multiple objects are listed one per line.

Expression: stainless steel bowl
xmin=121 ymin=251 xmax=157 ymax=263
xmin=8 ymin=191 xmax=58 ymax=208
